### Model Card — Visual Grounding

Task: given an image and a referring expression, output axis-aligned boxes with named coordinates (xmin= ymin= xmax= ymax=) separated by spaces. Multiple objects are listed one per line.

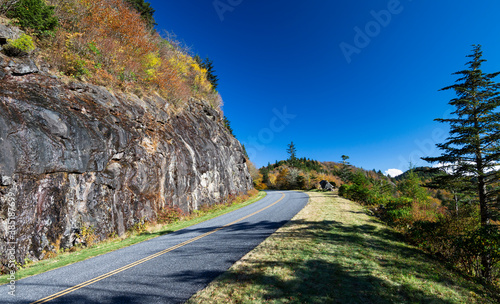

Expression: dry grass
xmin=188 ymin=191 xmax=499 ymax=304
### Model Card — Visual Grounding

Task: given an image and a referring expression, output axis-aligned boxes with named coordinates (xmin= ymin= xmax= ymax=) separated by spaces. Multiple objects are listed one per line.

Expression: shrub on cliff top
xmin=6 ymin=0 xmax=58 ymax=34
xmin=1 ymin=0 xmax=221 ymax=110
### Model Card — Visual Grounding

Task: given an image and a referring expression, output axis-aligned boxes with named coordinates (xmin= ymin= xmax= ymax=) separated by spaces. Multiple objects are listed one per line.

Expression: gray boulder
xmin=9 ymin=57 xmax=39 ymax=75
xmin=0 ymin=23 xmax=23 ymax=45
xmin=319 ymin=180 xmax=335 ymax=191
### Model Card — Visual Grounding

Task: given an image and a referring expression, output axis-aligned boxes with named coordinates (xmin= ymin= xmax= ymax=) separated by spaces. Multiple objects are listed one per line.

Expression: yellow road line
xmin=31 ymin=192 xmax=286 ymax=304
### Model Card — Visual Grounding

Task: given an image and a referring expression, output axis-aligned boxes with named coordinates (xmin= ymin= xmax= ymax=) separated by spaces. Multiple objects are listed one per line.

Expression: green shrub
xmin=3 ymin=33 xmax=35 ymax=56
xmin=339 ymin=183 xmax=373 ymax=204
xmin=408 ymin=220 xmax=446 ymax=250
xmin=338 ymin=184 xmax=348 ymax=198
xmin=6 ymin=0 xmax=58 ymax=34
xmin=451 ymin=226 xmax=500 ymax=278
xmin=63 ymin=55 xmax=90 ymax=79
xmin=384 ymin=197 xmax=413 ymax=227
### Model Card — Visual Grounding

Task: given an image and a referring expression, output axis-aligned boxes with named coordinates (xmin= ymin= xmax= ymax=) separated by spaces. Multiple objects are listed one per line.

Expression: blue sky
xmin=148 ymin=0 xmax=500 ymax=175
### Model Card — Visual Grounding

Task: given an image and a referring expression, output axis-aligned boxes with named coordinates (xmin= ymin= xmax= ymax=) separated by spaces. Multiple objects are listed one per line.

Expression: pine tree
xmin=125 ymin=0 xmax=157 ymax=29
xmin=339 ymin=155 xmax=352 ymax=182
xmin=287 ymin=141 xmax=297 ymax=163
xmin=241 ymin=144 xmax=248 ymax=159
xmin=223 ymin=116 xmax=234 ymax=136
xmin=194 ymin=55 xmax=219 ymax=90
xmin=7 ymin=0 xmax=59 ymax=34
xmin=423 ymin=44 xmax=500 ymax=280
xmin=397 ymin=169 xmax=429 ymax=203
xmin=202 ymin=57 xmax=219 ymax=90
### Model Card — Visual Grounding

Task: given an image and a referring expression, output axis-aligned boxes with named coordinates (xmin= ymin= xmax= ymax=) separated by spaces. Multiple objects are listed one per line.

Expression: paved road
xmin=1 ymin=191 xmax=308 ymax=304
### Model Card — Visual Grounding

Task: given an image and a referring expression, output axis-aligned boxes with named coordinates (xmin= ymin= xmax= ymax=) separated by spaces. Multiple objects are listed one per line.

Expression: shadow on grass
xmin=210 ymin=219 xmax=500 ymax=304
xmin=227 ymin=259 xmax=455 ymax=304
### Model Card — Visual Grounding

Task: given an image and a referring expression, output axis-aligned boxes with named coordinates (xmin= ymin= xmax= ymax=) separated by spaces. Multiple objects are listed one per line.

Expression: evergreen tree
xmin=223 ymin=116 xmax=234 ymax=136
xmin=423 ymin=45 xmax=500 ymax=280
xmin=194 ymin=55 xmax=202 ymax=66
xmin=202 ymin=57 xmax=219 ymax=90
xmin=241 ymin=144 xmax=248 ymax=159
xmin=397 ymin=169 xmax=429 ymax=203
xmin=262 ymin=170 xmax=269 ymax=184
xmin=194 ymin=55 xmax=219 ymax=90
xmin=7 ymin=0 xmax=58 ymax=34
xmin=125 ymin=0 xmax=157 ymax=29
xmin=339 ymin=155 xmax=352 ymax=182
xmin=287 ymin=141 xmax=297 ymax=163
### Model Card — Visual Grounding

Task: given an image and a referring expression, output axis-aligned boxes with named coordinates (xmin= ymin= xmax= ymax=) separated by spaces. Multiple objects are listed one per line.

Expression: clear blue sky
xmin=148 ymin=0 xmax=500 ymax=175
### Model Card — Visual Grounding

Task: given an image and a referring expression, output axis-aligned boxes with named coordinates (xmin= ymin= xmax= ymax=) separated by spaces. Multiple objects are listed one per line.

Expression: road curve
xmin=1 ymin=190 xmax=308 ymax=304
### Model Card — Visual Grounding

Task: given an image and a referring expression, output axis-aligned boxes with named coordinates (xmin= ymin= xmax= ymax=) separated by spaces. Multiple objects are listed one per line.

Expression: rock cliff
xmin=0 ymin=41 xmax=252 ymax=266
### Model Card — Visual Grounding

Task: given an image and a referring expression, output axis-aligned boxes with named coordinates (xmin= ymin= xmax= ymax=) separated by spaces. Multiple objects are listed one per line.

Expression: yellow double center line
xmin=31 ymin=192 xmax=285 ymax=304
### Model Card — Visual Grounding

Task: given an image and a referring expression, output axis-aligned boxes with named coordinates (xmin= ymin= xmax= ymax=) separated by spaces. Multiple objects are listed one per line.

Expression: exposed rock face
xmin=0 ymin=22 xmax=23 ymax=46
xmin=0 ymin=54 xmax=252 ymax=266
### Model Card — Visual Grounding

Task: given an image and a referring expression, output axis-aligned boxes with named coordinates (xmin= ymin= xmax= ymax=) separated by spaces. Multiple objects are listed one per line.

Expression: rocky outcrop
xmin=319 ymin=180 xmax=335 ymax=191
xmin=0 ymin=22 xmax=23 ymax=46
xmin=0 ymin=52 xmax=252 ymax=267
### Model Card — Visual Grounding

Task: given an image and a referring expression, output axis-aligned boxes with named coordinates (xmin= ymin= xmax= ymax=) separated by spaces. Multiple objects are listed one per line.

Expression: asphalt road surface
xmin=1 ymin=190 xmax=309 ymax=304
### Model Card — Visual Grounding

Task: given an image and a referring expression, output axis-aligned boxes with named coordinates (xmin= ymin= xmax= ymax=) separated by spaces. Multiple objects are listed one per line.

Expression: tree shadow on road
xmin=43 ymin=291 xmax=186 ymax=304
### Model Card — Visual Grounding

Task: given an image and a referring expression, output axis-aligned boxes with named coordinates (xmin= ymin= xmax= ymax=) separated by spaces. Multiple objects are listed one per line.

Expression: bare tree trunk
xmin=478 ymin=175 xmax=492 ymax=281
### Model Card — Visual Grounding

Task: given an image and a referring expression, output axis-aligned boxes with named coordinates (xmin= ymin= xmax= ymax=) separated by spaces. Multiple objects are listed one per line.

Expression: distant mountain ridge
xmin=394 ymin=166 xmax=439 ymax=181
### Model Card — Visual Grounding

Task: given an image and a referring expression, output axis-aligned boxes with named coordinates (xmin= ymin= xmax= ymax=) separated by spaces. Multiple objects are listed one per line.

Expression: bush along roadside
xmin=187 ymin=191 xmax=499 ymax=304
xmin=338 ymin=168 xmax=500 ymax=287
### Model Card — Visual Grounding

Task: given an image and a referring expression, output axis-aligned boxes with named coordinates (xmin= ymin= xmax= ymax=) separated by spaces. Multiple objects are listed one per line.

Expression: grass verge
xmin=0 ymin=191 xmax=266 ymax=284
xmin=187 ymin=191 xmax=500 ymax=304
